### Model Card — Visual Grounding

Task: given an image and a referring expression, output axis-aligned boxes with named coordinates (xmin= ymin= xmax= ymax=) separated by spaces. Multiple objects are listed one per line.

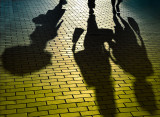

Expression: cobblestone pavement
xmin=0 ymin=0 xmax=160 ymax=117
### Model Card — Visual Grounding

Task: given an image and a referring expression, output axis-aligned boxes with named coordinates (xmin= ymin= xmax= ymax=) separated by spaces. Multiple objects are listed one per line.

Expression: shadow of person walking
xmin=72 ymin=14 xmax=116 ymax=116
xmin=108 ymin=14 xmax=157 ymax=114
xmin=1 ymin=1 xmax=66 ymax=75
xmin=88 ymin=0 xmax=96 ymax=14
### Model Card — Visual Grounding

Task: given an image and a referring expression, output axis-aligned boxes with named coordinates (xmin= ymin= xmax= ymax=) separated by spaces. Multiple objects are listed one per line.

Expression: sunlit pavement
xmin=0 ymin=0 xmax=160 ymax=117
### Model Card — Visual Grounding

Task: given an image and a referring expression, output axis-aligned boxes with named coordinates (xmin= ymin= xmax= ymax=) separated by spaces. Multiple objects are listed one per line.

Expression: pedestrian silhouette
xmin=108 ymin=14 xmax=157 ymax=113
xmin=88 ymin=0 xmax=96 ymax=14
xmin=111 ymin=0 xmax=123 ymax=14
xmin=88 ymin=0 xmax=123 ymax=14
xmin=1 ymin=1 xmax=65 ymax=75
xmin=72 ymin=14 xmax=116 ymax=116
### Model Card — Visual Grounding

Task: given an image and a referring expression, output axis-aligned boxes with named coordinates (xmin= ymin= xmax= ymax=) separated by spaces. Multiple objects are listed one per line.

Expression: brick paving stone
xmin=36 ymin=97 xmax=55 ymax=102
xmin=131 ymin=111 xmax=151 ymax=116
xmin=88 ymin=106 xmax=101 ymax=111
xmin=27 ymin=102 xmax=47 ymax=108
xmin=17 ymin=107 xmax=37 ymax=113
xmin=118 ymin=107 xmax=139 ymax=112
xmin=0 ymin=0 xmax=160 ymax=117
xmin=16 ymin=91 xmax=34 ymax=96
xmin=47 ymin=100 xmax=65 ymax=105
xmin=0 ymin=109 xmax=16 ymax=115
xmin=28 ymin=111 xmax=48 ymax=117
xmin=38 ymin=105 xmax=57 ymax=111
xmin=6 ymin=88 xmax=24 ymax=93
xmin=7 ymin=104 xmax=26 ymax=109
xmin=0 ymin=106 xmax=5 ymax=110
xmin=66 ymin=98 xmax=84 ymax=103
xmin=16 ymin=98 xmax=35 ymax=104
xmin=69 ymin=107 xmax=88 ymax=112
xmin=0 ymin=101 xmax=16 ymax=105
xmin=115 ymin=113 xmax=133 ymax=117
xmin=40 ymin=115 xmax=60 ymax=117
xmin=26 ymin=94 xmax=45 ymax=99
xmin=7 ymin=95 xmax=26 ymax=100
xmin=60 ymin=112 xmax=81 ymax=117
xmin=6 ymin=113 xmax=28 ymax=117
xmin=81 ymin=110 xmax=100 ymax=116
xmin=55 ymin=95 xmax=72 ymax=100
xmin=49 ymin=108 xmax=68 ymax=114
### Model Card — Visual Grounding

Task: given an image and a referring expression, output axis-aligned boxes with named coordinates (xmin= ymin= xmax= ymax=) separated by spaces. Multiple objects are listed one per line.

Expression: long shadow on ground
xmin=1 ymin=1 xmax=66 ymax=75
xmin=108 ymin=14 xmax=157 ymax=114
xmin=72 ymin=14 xmax=116 ymax=116
xmin=72 ymin=13 xmax=157 ymax=116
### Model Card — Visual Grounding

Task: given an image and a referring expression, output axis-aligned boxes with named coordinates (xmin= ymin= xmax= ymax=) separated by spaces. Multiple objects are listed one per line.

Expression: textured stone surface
xmin=0 ymin=0 xmax=160 ymax=117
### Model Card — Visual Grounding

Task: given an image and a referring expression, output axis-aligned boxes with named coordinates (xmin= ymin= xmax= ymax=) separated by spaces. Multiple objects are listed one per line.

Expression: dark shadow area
xmin=108 ymin=14 xmax=157 ymax=114
xmin=88 ymin=0 xmax=95 ymax=14
xmin=72 ymin=15 xmax=116 ymax=116
xmin=1 ymin=1 xmax=66 ymax=75
xmin=130 ymin=0 xmax=160 ymax=9
xmin=124 ymin=0 xmax=160 ymax=18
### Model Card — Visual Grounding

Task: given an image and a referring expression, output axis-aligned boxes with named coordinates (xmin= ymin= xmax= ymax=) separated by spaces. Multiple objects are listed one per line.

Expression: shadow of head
xmin=32 ymin=2 xmax=65 ymax=27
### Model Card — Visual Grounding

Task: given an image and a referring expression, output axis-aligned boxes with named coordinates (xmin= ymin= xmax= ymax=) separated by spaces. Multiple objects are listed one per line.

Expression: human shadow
xmin=1 ymin=1 xmax=66 ymax=75
xmin=111 ymin=0 xmax=123 ymax=14
xmin=72 ymin=15 xmax=116 ymax=116
xmin=88 ymin=0 xmax=95 ymax=14
xmin=108 ymin=14 xmax=157 ymax=114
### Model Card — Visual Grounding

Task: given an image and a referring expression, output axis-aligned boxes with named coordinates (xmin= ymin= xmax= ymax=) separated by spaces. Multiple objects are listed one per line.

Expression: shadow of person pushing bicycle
xmin=1 ymin=1 xmax=66 ymax=75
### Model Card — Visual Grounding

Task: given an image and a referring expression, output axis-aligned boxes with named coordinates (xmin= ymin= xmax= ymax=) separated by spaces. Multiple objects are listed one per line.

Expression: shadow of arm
xmin=72 ymin=28 xmax=84 ymax=53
